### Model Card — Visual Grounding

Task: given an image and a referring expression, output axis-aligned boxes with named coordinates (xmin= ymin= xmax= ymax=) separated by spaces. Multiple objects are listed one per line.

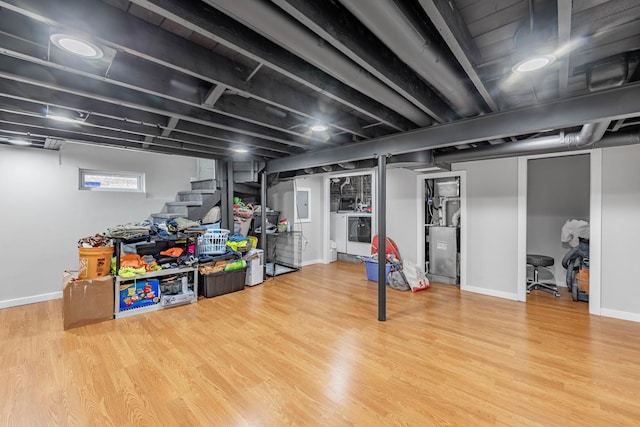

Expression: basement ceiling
xmin=0 ymin=0 xmax=639 ymax=171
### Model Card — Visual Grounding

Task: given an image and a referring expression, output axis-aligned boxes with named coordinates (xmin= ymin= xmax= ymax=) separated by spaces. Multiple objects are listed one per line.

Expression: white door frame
xmin=416 ymin=171 xmax=468 ymax=290
xmin=517 ymin=149 xmax=602 ymax=315
xmin=323 ymin=169 xmax=377 ymax=264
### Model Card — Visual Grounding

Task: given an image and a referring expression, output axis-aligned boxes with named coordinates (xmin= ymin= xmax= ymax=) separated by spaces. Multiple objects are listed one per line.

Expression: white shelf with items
xmin=114 ymin=266 xmax=198 ymax=319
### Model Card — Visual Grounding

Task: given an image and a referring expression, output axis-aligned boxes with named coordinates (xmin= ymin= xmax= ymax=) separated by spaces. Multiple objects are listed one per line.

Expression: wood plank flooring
xmin=2 ymin=261 xmax=640 ymax=426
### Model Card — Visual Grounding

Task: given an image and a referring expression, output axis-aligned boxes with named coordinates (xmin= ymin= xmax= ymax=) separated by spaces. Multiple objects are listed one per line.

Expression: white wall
xmin=0 ymin=143 xmax=197 ymax=307
xmin=386 ymin=168 xmax=419 ymax=264
xmin=601 ymin=144 xmax=640 ymax=318
xmin=453 ymin=158 xmax=519 ymax=299
xmin=527 ymin=155 xmax=590 ymax=284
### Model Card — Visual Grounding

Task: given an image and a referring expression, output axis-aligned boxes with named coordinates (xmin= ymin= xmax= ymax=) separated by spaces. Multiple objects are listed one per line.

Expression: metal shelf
xmin=114 ymin=266 xmax=198 ymax=319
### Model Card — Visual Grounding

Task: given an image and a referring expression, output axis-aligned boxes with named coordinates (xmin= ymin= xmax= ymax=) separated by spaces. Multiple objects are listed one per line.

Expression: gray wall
xmin=386 ymin=168 xmax=419 ymax=264
xmin=267 ymin=180 xmax=294 ymax=226
xmin=265 ymin=145 xmax=640 ymax=321
xmin=0 ymin=143 xmax=197 ymax=307
xmin=601 ymin=144 xmax=640 ymax=316
xmin=454 ymin=158 xmax=519 ymax=298
xmin=293 ymin=176 xmax=324 ymax=263
xmin=527 ymin=155 xmax=590 ymax=284
xmin=268 ymin=176 xmax=325 ymax=264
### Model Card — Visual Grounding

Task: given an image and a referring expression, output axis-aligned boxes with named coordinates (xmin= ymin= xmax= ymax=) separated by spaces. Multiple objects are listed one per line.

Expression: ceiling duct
xmin=44 ymin=137 xmax=65 ymax=150
xmin=203 ymin=0 xmax=433 ymax=127
xmin=435 ymin=44 xmax=634 ymax=164
xmin=434 ymin=123 xmax=620 ymax=164
xmin=337 ymin=162 xmax=356 ymax=169
xmin=587 ymin=55 xmax=629 ymax=92
xmin=338 ymin=0 xmax=484 ymax=117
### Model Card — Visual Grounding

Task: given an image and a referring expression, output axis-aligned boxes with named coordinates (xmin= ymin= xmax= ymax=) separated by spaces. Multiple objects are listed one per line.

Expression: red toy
xmin=370 ymin=235 xmax=401 ymax=261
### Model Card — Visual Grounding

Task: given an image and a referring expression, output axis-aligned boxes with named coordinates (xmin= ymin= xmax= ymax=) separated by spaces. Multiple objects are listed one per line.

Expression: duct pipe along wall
xmin=435 ymin=125 xmax=640 ymax=165
xmin=203 ymin=0 xmax=432 ymax=127
xmin=339 ymin=0 xmax=484 ymax=117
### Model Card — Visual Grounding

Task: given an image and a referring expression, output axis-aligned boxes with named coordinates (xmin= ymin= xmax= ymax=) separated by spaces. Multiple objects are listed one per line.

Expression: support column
xmin=225 ymin=160 xmax=234 ymax=231
xmin=377 ymin=154 xmax=387 ymax=321
xmin=260 ymin=171 xmax=267 ymax=251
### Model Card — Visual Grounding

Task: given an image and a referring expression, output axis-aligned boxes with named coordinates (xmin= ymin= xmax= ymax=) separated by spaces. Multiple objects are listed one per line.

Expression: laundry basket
xmin=197 ymin=229 xmax=229 ymax=255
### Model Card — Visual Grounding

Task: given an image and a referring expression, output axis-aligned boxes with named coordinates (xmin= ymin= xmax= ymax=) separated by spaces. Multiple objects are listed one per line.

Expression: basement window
xmin=79 ymin=169 xmax=145 ymax=192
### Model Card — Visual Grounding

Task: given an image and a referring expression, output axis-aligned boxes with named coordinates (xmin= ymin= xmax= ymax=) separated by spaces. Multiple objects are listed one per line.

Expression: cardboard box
xmin=63 ymin=272 xmax=114 ymax=330
xmin=119 ymin=279 xmax=160 ymax=311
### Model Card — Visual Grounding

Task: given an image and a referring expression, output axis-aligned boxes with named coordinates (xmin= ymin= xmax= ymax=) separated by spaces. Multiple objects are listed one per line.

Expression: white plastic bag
xmin=402 ymin=259 xmax=430 ymax=293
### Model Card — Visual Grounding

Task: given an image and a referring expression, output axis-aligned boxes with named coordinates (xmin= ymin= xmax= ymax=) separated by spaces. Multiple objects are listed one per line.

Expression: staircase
xmin=151 ymin=179 xmax=222 ymax=224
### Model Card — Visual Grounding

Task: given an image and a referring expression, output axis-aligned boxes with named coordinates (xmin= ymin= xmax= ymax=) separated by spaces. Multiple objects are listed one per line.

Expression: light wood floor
xmin=2 ymin=262 xmax=640 ymax=426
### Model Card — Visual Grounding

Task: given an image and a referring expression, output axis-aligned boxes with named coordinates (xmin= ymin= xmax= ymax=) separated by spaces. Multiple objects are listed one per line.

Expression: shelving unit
xmin=114 ymin=266 xmax=198 ymax=319
xmin=111 ymin=232 xmax=202 ymax=319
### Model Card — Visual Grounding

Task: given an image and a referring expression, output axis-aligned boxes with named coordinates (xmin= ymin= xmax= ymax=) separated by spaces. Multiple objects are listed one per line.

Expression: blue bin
xmin=364 ymin=258 xmax=392 ymax=283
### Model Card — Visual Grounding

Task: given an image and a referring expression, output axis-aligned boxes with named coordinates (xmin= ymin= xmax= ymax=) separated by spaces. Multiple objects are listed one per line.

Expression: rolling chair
xmin=527 ymin=254 xmax=560 ymax=297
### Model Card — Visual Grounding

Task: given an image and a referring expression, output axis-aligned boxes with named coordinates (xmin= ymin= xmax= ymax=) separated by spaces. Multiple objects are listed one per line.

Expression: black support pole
xmin=377 ymin=154 xmax=387 ymax=321
xmin=226 ymin=160 xmax=235 ymax=231
xmin=260 ymin=171 xmax=267 ymax=251
xmin=260 ymin=171 xmax=268 ymax=280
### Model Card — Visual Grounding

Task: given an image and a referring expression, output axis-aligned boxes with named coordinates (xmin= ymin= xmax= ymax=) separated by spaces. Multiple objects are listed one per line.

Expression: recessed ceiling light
xmin=232 ymin=147 xmax=249 ymax=153
xmin=47 ymin=114 xmax=76 ymax=123
xmin=513 ymin=55 xmax=556 ymax=73
xmin=50 ymin=34 xmax=104 ymax=59
xmin=310 ymin=124 xmax=328 ymax=132
xmin=9 ymin=138 xmax=31 ymax=146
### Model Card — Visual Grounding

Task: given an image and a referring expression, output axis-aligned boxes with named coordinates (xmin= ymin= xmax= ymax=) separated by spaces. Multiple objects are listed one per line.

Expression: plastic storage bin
xmin=363 ymin=257 xmax=392 ymax=284
xmin=199 ymin=267 xmax=247 ymax=298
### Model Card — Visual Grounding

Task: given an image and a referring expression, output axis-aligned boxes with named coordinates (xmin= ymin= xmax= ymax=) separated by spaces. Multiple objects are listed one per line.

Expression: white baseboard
xmin=462 ymin=285 xmax=518 ymax=301
xmin=0 ymin=291 xmax=63 ymax=310
xmin=600 ymin=308 xmax=640 ymax=323
xmin=302 ymin=258 xmax=325 ymax=267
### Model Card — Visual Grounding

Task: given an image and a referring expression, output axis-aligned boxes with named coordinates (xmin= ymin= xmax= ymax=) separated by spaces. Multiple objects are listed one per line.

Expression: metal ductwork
xmin=203 ymin=0 xmax=433 ymax=127
xmin=564 ymin=121 xmax=610 ymax=146
xmin=434 ymin=124 xmax=637 ymax=165
xmin=338 ymin=0 xmax=484 ymax=117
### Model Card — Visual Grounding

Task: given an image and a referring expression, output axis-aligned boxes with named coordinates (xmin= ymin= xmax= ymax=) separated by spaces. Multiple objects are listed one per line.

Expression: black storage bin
xmin=199 ymin=268 xmax=247 ymax=298
xmin=253 ymin=211 xmax=280 ymax=226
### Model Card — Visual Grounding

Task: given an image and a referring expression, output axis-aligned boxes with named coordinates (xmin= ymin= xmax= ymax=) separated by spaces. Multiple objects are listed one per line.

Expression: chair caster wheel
xmin=554 ymin=292 xmax=560 ymax=297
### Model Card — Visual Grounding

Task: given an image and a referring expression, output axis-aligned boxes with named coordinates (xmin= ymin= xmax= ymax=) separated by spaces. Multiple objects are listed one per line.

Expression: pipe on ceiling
xmin=338 ymin=0 xmax=484 ymax=117
xmin=565 ymin=121 xmax=610 ymax=146
xmin=435 ymin=122 xmax=622 ymax=164
xmin=203 ymin=0 xmax=433 ymax=127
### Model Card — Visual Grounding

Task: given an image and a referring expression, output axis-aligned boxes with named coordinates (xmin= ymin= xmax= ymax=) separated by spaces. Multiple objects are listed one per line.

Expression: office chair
xmin=527 ymin=254 xmax=560 ymax=297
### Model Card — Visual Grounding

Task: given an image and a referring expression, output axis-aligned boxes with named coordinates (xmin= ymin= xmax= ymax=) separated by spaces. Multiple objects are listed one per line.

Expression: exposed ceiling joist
xmin=418 ymin=0 xmax=499 ymax=112
xmin=161 ymin=116 xmax=179 ymax=137
xmin=271 ymin=0 xmax=456 ymax=122
xmin=267 ymin=82 xmax=640 ymax=173
xmin=557 ymin=0 xmax=572 ymax=97
xmin=203 ymin=84 xmax=227 ymax=107
xmin=126 ymin=0 xmax=416 ymax=132
xmin=0 ymin=0 xmax=376 ymax=140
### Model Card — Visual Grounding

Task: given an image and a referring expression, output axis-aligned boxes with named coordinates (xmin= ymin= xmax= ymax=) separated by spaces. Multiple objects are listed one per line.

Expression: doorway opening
xmin=417 ymin=171 xmax=467 ymax=289
xmin=517 ymin=150 xmax=602 ymax=315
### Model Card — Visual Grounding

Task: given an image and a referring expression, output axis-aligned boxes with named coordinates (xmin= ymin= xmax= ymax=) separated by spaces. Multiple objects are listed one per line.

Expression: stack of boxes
xmin=245 ymin=249 xmax=264 ymax=286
